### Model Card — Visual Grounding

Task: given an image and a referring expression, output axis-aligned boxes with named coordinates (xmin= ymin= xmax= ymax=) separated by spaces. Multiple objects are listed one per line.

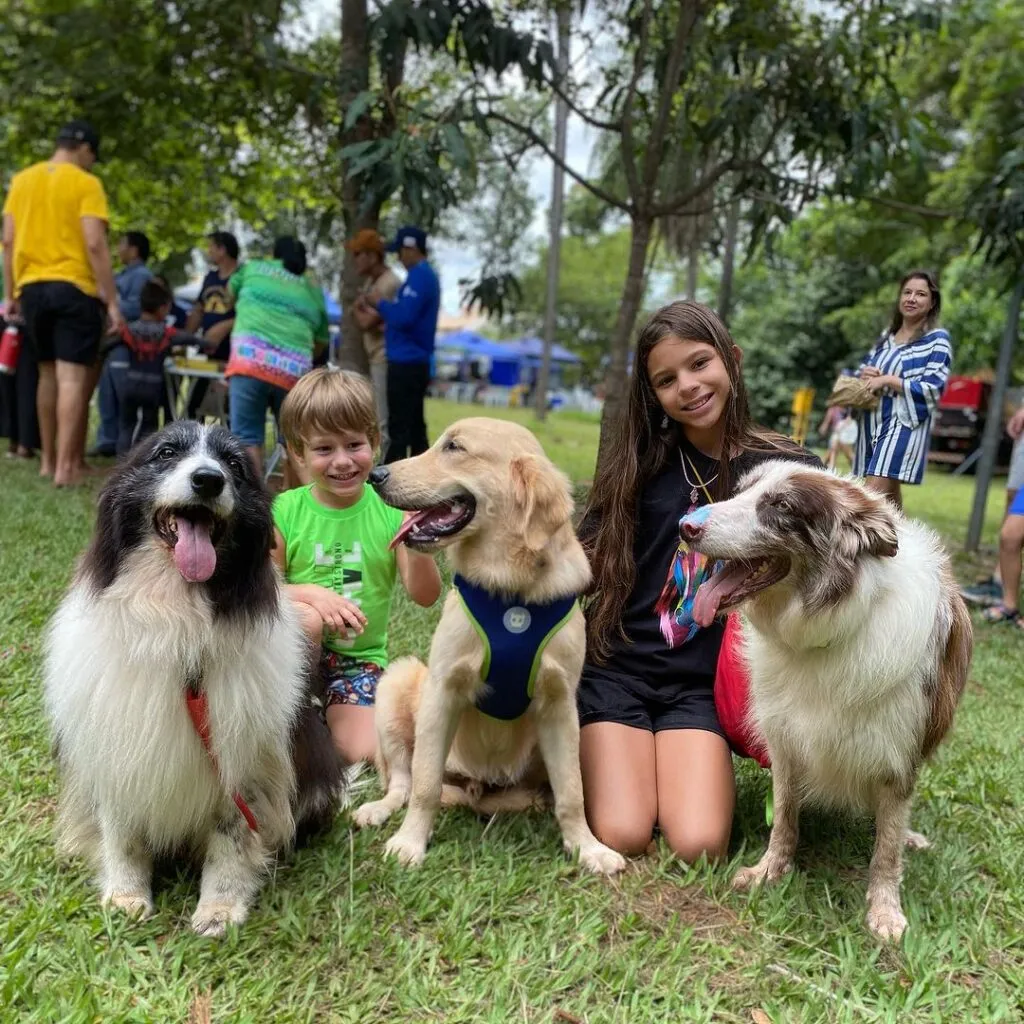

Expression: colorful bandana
xmin=654 ymin=500 xmax=720 ymax=648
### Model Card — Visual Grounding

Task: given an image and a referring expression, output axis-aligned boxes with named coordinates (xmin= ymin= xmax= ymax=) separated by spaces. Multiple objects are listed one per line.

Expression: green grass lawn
xmin=2 ymin=402 xmax=1022 ymax=1022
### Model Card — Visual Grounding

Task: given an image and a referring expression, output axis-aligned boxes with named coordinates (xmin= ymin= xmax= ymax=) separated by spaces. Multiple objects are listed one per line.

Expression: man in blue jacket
xmin=359 ymin=225 xmax=440 ymax=462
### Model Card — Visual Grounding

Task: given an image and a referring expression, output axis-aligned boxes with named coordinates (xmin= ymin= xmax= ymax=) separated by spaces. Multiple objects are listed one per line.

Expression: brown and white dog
xmin=682 ymin=461 xmax=971 ymax=942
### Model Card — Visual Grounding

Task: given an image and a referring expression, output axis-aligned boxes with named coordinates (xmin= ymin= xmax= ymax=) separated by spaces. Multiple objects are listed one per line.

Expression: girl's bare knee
xmin=589 ymin=813 xmax=655 ymax=857
xmin=662 ymin=825 xmax=731 ymax=866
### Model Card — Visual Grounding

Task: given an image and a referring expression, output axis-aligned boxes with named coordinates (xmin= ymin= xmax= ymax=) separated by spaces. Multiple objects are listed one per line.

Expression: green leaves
xmin=374 ymin=0 xmax=555 ymax=86
xmin=460 ymin=272 xmax=523 ymax=320
xmin=343 ymin=91 xmax=376 ymax=131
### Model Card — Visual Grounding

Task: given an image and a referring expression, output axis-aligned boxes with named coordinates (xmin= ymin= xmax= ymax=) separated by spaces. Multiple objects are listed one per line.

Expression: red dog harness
xmin=185 ymin=681 xmax=259 ymax=833
xmin=714 ymin=614 xmax=770 ymax=769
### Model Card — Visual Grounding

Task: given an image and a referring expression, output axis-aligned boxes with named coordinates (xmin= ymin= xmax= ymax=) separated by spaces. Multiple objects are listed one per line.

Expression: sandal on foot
xmin=982 ymin=605 xmax=1020 ymax=625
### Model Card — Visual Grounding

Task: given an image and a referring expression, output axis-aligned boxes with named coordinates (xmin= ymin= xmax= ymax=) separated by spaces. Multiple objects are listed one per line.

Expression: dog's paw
xmin=577 ymin=841 xmax=627 ymax=877
xmin=191 ymin=901 xmax=248 ymax=938
xmin=353 ymin=799 xmax=394 ymax=829
xmin=732 ymin=857 xmax=792 ymax=891
xmin=866 ymin=901 xmax=908 ymax=943
xmin=904 ymin=829 xmax=931 ymax=851
xmin=103 ymin=891 xmax=154 ymax=919
xmin=384 ymin=832 xmax=427 ymax=867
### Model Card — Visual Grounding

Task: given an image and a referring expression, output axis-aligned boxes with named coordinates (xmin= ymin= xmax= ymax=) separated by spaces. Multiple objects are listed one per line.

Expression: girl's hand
xmin=867 ymin=374 xmax=901 ymax=393
xmin=302 ymin=586 xmax=367 ymax=638
xmin=859 ymin=366 xmax=881 ymax=379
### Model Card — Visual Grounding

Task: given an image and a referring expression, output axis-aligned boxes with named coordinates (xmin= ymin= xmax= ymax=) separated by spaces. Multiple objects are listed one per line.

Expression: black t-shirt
xmin=196 ymin=269 xmax=235 ymax=359
xmin=587 ymin=437 xmax=822 ymax=701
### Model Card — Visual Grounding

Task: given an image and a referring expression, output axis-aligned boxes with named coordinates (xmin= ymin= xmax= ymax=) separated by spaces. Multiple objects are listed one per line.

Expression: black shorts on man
xmin=19 ymin=281 xmax=105 ymax=366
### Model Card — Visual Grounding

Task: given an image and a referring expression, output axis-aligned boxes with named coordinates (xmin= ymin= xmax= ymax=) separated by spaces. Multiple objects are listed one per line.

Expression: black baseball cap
xmin=386 ymin=226 xmax=427 ymax=254
xmin=56 ymin=119 xmax=101 ymax=160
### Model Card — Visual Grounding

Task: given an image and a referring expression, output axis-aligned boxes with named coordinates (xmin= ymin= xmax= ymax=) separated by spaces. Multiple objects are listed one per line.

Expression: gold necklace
xmin=680 ymin=448 xmax=717 ymax=506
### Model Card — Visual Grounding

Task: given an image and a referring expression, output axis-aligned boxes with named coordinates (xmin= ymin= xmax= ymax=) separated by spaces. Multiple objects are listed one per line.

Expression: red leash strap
xmin=185 ymin=687 xmax=260 ymax=833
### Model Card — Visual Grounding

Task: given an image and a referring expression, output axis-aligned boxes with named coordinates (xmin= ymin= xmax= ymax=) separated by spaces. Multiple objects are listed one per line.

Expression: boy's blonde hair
xmin=280 ymin=367 xmax=380 ymax=453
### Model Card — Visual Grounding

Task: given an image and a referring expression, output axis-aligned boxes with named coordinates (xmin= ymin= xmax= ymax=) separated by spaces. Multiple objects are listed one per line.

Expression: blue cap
xmin=386 ymin=226 xmax=427 ymax=254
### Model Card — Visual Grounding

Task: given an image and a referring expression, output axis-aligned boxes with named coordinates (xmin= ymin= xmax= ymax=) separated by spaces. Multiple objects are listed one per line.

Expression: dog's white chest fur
xmin=46 ymin=547 xmax=305 ymax=851
xmin=744 ymin=523 xmax=941 ymax=810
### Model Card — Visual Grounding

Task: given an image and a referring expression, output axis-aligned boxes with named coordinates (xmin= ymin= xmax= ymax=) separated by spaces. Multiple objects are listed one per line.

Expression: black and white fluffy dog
xmin=45 ymin=422 xmax=343 ymax=936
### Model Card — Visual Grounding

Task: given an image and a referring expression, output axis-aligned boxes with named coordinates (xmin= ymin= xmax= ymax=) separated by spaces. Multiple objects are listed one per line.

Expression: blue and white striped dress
xmin=853 ymin=328 xmax=953 ymax=485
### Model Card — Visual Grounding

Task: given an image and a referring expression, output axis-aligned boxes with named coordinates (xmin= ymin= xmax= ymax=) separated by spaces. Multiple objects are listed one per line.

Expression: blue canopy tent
xmin=436 ymin=331 xmax=521 ymax=386
xmin=503 ymin=336 xmax=582 ymax=364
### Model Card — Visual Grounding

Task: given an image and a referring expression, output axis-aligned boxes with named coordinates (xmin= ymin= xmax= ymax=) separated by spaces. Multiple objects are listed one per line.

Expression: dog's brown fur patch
xmin=923 ymin=576 xmax=972 ymax=758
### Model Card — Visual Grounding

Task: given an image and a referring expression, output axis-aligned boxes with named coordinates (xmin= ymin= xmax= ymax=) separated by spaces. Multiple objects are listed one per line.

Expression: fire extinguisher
xmin=0 ymin=323 xmax=21 ymax=375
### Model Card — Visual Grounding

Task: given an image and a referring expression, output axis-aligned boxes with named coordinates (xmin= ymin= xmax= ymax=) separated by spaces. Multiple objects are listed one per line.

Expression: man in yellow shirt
xmin=2 ymin=120 xmax=122 ymax=487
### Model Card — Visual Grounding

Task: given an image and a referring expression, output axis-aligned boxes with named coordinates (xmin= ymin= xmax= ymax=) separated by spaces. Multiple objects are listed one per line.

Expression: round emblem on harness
xmin=503 ymin=606 xmax=531 ymax=634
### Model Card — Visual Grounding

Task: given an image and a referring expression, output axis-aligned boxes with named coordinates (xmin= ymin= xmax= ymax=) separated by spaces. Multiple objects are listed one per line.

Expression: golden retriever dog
xmin=353 ymin=418 xmax=625 ymax=876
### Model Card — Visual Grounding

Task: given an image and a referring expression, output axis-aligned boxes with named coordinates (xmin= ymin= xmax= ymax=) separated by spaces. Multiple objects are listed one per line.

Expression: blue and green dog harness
xmin=453 ymin=573 xmax=579 ymax=721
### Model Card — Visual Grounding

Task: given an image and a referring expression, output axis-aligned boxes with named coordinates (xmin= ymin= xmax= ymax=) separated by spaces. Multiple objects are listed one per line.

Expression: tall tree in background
xmin=475 ymin=0 xmax=926 ymax=453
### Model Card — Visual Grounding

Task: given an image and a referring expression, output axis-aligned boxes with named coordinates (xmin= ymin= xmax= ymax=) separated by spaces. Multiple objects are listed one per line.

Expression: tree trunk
xmin=966 ymin=278 xmax=1022 ymax=551
xmin=717 ymin=197 xmax=740 ymax=324
xmin=536 ymin=2 xmax=571 ymax=421
xmin=337 ymin=0 xmax=373 ymax=373
xmin=598 ymin=215 xmax=653 ymax=461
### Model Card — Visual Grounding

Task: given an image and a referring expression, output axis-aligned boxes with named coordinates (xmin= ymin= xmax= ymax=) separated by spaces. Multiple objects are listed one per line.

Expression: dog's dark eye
xmin=155 ymin=445 xmax=176 ymax=462
xmin=227 ymin=456 xmax=245 ymax=475
xmin=442 ymin=438 xmax=463 ymax=453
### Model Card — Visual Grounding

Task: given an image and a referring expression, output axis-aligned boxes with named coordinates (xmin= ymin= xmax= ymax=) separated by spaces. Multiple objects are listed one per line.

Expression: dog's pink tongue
xmin=173 ymin=518 xmax=217 ymax=582
xmin=390 ymin=509 xmax=431 ymax=550
xmin=693 ymin=562 xmax=748 ymax=628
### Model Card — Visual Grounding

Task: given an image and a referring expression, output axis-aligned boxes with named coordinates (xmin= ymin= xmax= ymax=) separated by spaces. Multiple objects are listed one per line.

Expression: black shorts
xmin=577 ymin=665 xmax=725 ymax=736
xmin=19 ymin=281 xmax=105 ymax=366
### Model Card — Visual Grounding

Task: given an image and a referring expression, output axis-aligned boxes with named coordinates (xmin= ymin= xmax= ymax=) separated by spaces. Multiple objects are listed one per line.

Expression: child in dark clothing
xmin=100 ymin=279 xmax=208 ymax=454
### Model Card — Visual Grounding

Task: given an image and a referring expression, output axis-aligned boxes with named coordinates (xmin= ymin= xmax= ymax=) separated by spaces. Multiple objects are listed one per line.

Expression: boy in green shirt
xmin=272 ymin=368 xmax=441 ymax=764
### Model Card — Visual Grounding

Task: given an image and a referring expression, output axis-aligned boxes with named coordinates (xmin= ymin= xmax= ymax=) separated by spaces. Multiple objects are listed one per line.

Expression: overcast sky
xmin=302 ymin=0 xmax=596 ymax=314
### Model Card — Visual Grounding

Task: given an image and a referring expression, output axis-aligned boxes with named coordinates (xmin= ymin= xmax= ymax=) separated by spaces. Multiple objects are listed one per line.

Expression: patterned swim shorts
xmin=321 ymin=650 xmax=383 ymax=708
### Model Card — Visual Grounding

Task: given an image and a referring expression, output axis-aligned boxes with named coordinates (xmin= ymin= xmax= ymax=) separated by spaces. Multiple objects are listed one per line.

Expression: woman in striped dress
xmin=853 ymin=270 xmax=952 ymax=510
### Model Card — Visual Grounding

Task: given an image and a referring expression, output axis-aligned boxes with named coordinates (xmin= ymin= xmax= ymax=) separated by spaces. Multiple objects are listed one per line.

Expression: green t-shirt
xmin=226 ymin=258 xmax=330 ymax=391
xmin=273 ymin=484 xmax=404 ymax=667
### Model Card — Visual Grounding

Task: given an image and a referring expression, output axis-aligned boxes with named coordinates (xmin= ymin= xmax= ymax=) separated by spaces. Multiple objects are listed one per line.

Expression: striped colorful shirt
xmin=225 ymin=259 xmax=329 ymax=391
xmin=854 ymin=328 xmax=952 ymax=485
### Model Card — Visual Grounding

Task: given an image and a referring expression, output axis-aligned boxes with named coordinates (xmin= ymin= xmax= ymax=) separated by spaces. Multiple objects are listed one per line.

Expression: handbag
xmin=827 ymin=373 xmax=878 ymax=410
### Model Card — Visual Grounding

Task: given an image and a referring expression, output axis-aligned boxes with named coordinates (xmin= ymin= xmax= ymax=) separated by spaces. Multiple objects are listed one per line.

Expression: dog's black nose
xmin=191 ymin=468 xmax=225 ymax=499
xmin=368 ymin=466 xmax=390 ymax=488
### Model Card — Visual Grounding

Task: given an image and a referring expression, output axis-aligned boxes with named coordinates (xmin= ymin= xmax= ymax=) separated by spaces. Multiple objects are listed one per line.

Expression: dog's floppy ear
xmin=508 ymin=454 xmax=574 ymax=552
xmin=842 ymin=483 xmax=899 ymax=559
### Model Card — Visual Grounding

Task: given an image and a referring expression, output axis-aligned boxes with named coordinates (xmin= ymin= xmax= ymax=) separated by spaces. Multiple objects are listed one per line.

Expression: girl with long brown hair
xmin=578 ymin=301 xmax=819 ymax=862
